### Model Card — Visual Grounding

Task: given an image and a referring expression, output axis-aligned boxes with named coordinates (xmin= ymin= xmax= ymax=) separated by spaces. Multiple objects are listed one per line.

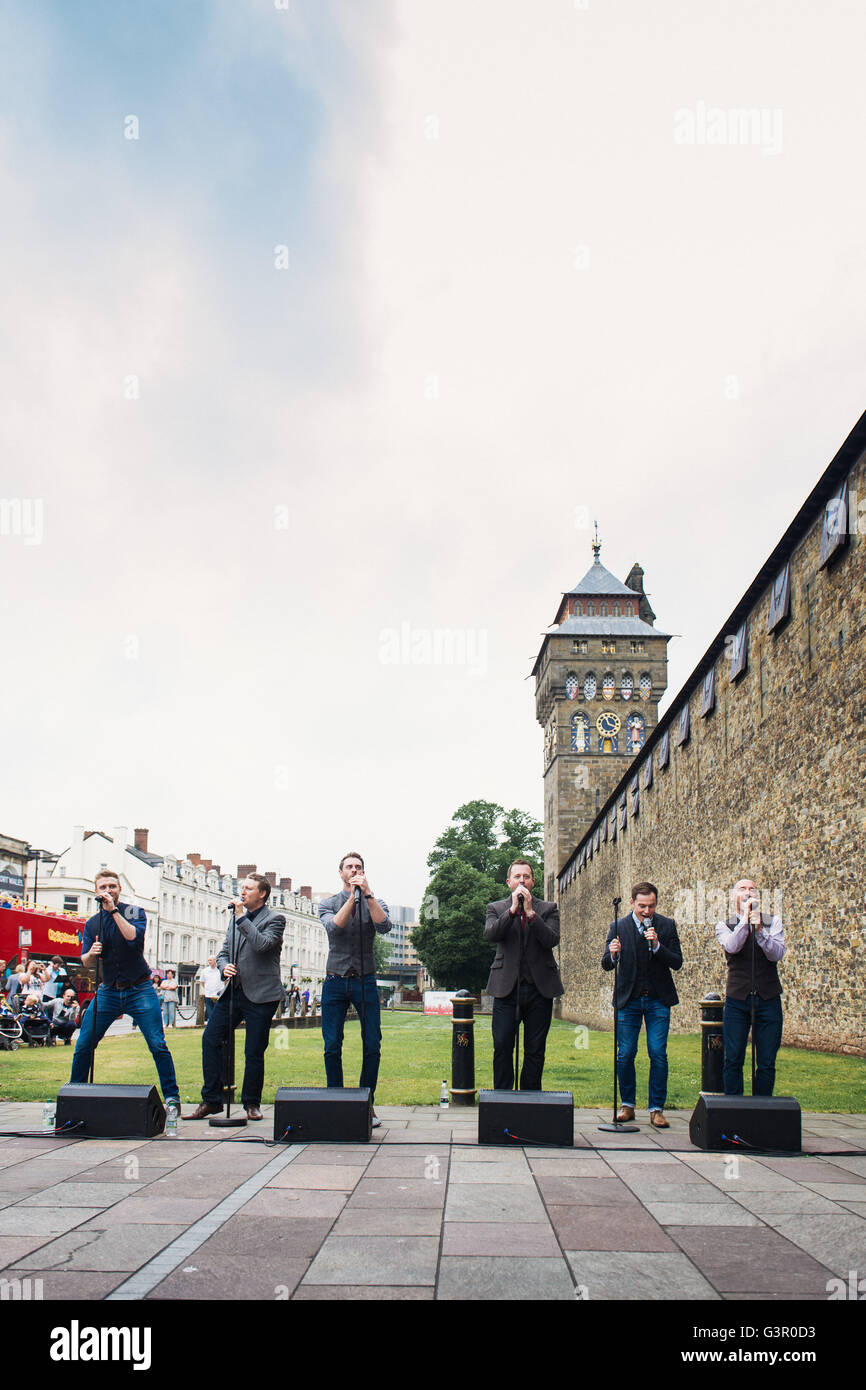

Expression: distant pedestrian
xmin=160 ymin=969 xmax=179 ymax=1028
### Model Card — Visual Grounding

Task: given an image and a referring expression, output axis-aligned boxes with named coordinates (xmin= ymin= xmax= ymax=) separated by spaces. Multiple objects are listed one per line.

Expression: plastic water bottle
xmin=440 ymin=1081 xmax=449 ymax=1108
xmin=165 ymin=1101 xmax=179 ymax=1138
xmin=41 ymin=1101 xmax=56 ymax=1134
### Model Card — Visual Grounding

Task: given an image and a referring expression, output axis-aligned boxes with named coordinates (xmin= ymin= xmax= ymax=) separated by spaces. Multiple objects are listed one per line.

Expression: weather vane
xmin=592 ymin=519 xmax=601 ymax=561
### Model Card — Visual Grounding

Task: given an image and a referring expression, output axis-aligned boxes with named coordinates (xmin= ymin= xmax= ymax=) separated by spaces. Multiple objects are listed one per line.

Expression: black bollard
xmin=449 ymin=990 xmax=477 ymax=1107
xmin=700 ymin=992 xmax=724 ymax=1093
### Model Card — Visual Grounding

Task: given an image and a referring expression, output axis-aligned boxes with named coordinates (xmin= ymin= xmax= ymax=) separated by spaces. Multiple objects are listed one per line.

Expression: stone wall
xmin=555 ymin=441 xmax=866 ymax=1056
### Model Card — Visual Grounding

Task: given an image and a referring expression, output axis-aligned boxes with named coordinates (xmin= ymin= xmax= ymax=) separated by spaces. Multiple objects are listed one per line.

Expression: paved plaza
xmin=0 ymin=1102 xmax=864 ymax=1302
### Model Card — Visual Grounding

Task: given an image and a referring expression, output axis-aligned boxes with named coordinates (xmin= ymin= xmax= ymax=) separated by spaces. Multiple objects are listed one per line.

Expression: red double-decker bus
xmin=0 ymin=905 xmax=95 ymax=1005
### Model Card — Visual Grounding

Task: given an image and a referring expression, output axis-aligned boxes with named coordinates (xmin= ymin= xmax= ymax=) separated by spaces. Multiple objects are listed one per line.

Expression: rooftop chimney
xmin=279 ymin=877 xmax=292 ymax=891
xmin=134 ymin=828 xmax=149 ymax=853
xmin=188 ymin=853 xmax=201 ymax=867
xmin=237 ymin=863 xmax=256 ymax=880
xmin=264 ymin=872 xmax=277 ymax=888
xmin=299 ymin=885 xmax=312 ymax=900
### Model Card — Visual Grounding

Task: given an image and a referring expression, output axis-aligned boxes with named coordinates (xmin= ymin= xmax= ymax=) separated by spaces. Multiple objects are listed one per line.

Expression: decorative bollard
xmin=700 ymin=992 xmax=724 ymax=1093
xmin=450 ymin=990 xmax=477 ymax=1107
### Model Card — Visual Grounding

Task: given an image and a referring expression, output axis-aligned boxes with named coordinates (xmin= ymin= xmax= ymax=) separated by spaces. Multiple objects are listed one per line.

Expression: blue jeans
xmin=322 ymin=974 xmax=381 ymax=1101
xmin=723 ymin=994 xmax=783 ymax=1096
xmin=161 ymin=1000 xmax=176 ymax=1028
xmin=616 ymin=996 xmax=671 ymax=1112
xmin=71 ymin=981 xmax=179 ymax=1103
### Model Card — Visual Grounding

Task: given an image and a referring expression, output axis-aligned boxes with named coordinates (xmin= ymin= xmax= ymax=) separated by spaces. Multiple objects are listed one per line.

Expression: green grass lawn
xmin=1 ymin=1013 xmax=863 ymax=1111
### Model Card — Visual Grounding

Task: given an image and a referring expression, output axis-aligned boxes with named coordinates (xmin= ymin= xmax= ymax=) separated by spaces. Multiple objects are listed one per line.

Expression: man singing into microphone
xmin=602 ymin=881 xmax=682 ymax=1127
xmin=70 ymin=870 xmax=180 ymax=1109
xmin=318 ymin=852 xmax=391 ymax=1126
xmin=715 ymin=878 xmax=786 ymax=1096
xmin=484 ymin=860 xmax=563 ymax=1091
xmin=188 ymin=873 xmax=285 ymax=1121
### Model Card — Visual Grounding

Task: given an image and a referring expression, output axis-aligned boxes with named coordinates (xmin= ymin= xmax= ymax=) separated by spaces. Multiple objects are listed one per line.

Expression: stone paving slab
xmin=564 ymin=1249 xmax=719 ymax=1299
xmin=18 ymin=1181 xmax=146 ymax=1207
xmin=547 ymin=1203 xmax=679 ymax=1252
xmin=669 ymin=1225 xmax=836 ymax=1295
xmin=292 ymin=1283 xmax=434 ymax=1300
xmin=764 ymin=1213 xmax=866 ymax=1279
xmin=148 ymin=1255 xmax=310 ymax=1300
xmin=11 ymin=1222 xmax=189 ymax=1272
xmin=644 ymin=1201 xmax=762 ymax=1226
xmin=303 ymin=1234 xmax=440 ymax=1286
xmin=441 ymin=1221 xmax=562 ymax=1256
xmin=436 ymin=1255 xmax=576 ymax=1300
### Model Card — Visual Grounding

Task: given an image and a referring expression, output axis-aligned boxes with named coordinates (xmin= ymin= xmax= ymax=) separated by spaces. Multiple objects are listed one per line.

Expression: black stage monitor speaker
xmin=478 ymin=1090 xmax=574 ymax=1148
xmin=689 ymin=1093 xmax=801 ymax=1152
xmin=54 ymin=1084 xmax=166 ymax=1139
xmin=273 ymin=1087 xmax=372 ymax=1143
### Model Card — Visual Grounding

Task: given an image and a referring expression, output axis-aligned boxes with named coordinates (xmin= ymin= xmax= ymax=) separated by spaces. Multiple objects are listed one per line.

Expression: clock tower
xmin=533 ymin=531 xmax=670 ymax=899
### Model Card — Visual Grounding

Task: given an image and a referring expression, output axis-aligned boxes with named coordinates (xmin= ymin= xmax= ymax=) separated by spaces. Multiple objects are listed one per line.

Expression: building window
xmin=626 ymin=712 xmax=646 ymax=753
xmin=572 ymin=639 xmax=588 ymax=654
xmin=565 ymin=672 xmax=579 ymax=699
xmin=181 ymin=936 xmax=191 ymax=959
xmin=599 ymin=603 xmax=607 ymax=616
xmin=613 ymin=604 xmax=620 ymax=617
xmin=621 ymin=672 xmax=634 ymax=700
xmin=586 ymin=603 xmax=594 ymax=616
xmin=571 ymin=712 xmax=590 ymax=753
xmin=163 ymin=932 xmax=174 ymax=958
xmin=583 ymin=672 xmax=597 ymax=700
xmin=63 ymin=895 xmax=79 ymax=914
xmin=639 ymin=673 xmax=652 ymax=701
xmin=630 ymin=640 xmax=645 ymax=653
xmin=601 ymin=639 xmax=616 ymax=654
xmin=626 ymin=603 xmax=634 ymax=616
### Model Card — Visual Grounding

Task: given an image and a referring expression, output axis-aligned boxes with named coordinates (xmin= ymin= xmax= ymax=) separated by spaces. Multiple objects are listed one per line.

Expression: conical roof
xmin=566 ymin=559 xmax=636 ymax=598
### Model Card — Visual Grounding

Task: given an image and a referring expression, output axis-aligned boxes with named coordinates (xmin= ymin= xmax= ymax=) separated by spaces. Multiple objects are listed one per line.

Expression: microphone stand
xmin=210 ymin=908 xmax=247 ymax=1128
xmin=356 ymin=888 xmax=369 ymax=1094
xmin=599 ymin=895 xmax=639 ymax=1133
xmin=513 ymin=896 xmax=526 ymax=1091
xmin=88 ymin=902 xmax=103 ymax=1085
xmin=750 ymin=910 xmax=758 ymax=1097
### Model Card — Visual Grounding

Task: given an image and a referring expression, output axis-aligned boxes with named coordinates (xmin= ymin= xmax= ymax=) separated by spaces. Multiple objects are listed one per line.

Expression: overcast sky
xmin=3 ymin=0 xmax=865 ymax=909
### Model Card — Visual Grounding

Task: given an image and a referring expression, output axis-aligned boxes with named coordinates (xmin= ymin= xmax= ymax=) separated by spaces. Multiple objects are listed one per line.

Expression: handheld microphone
xmin=646 ymin=920 xmax=654 ymax=954
xmin=354 ymin=886 xmax=362 ymax=906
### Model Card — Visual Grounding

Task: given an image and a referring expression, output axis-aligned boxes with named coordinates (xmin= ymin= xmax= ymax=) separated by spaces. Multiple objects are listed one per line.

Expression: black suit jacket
xmin=484 ymin=897 xmax=564 ymax=999
xmin=601 ymin=913 xmax=682 ymax=1008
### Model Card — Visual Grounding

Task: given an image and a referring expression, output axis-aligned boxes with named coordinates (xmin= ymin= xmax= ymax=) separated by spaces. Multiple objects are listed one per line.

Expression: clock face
xmin=596 ymin=711 xmax=621 ymax=736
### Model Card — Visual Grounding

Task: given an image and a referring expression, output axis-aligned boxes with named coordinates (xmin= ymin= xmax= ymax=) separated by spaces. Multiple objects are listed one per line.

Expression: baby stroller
xmin=20 ymin=1012 xmax=51 ymax=1047
xmin=0 ymin=1004 xmax=22 ymax=1050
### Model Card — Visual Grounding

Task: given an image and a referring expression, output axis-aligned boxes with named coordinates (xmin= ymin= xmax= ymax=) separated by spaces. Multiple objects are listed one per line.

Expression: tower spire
xmin=591 ymin=519 xmax=601 ymax=562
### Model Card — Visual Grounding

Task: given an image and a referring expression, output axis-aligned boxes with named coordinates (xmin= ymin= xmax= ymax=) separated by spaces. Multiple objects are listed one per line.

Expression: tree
xmin=413 ymin=800 xmax=544 ymax=995
xmin=372 ymin=932 xmax=391 ymax=973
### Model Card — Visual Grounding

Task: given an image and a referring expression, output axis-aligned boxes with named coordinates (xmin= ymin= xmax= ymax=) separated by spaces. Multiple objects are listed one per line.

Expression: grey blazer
xmin=216 ymin=908 xmax=285 ymax=1004
xmin=484 ymin=897 xmax=564 ymax=999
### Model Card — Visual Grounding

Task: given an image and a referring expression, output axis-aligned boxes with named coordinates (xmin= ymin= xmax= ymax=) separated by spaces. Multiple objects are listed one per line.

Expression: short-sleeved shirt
xmin=82 ymin=903 xmax=151 ymax=989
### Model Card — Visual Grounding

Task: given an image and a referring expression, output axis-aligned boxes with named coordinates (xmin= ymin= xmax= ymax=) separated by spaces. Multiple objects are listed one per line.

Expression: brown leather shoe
xmin=615 ymin=1105 xmax=635 ymax=1122
xmin=245 ymin=1106 xmax=263 ymax=1121
xmin=650 ymin=1111 xmax=670 ymax=1128
xmin=186 ymin=1102 xmax=223 ymax=1120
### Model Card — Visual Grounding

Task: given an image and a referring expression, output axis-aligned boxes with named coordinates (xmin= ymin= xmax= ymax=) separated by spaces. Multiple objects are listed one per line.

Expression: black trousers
xmin=201 ymin=985 xmax=279 ymax=1109
xmin=491 ymin=981 xmax=553 ymax=1091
